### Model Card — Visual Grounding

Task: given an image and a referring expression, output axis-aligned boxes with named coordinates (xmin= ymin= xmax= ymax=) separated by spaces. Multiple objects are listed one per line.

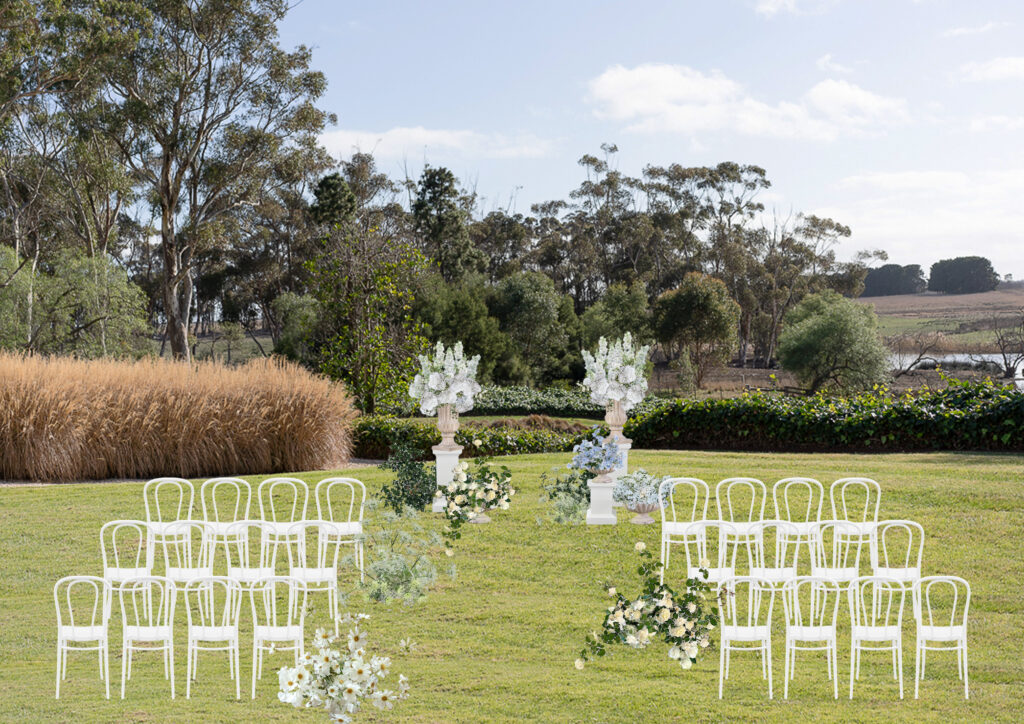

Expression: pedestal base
xmin=610 ymin=439 xmax=632 ymax=506
xmin=468 ymin=513 xmax=492 ymax=524
xmin=586 ymin=478 xmax=617 ymax=526
xmin=432 ymin=444 xmax=464 ymax=513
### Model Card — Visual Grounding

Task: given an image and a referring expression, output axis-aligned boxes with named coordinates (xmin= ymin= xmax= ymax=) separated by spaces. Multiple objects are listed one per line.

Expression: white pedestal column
xmin=431 ymin=444 xmax=463 ymax=513
xmin=586 ymin=473 xmax=617 ymax=525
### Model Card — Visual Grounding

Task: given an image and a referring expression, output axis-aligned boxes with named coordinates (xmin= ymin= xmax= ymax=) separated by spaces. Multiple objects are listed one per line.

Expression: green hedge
xmin=471 ymin=386 xmax=604 ymax=418
xmin=625 ymin=378 xmax=1024 ymax=453
xmin=353 ymin=416 xmax=587 ymax=460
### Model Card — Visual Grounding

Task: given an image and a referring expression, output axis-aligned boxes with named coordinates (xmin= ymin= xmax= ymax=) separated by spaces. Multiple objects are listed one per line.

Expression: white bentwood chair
xmin=288 ymin=520 xmax=348 ymax=634
xmin=830 ymin=477 xmax=881 ymax=553
xmin=314 ymin=478 xmax=367 ymax=582
xmin=716 ymin=478 xmax=767 ymax=571
xmin=161 ymin=520 xmax=215 ymax=589
xmin=119 ymin=576 xmax=176 ymax=699
xmin=184 ymin=576 xmax=243 ymax=699
xmin=224 ymin=520 xmax=276 ymax=589
xmin=250 ymin=576 xmax=307 ymax=698
xmin=849 ymin=575 xmax=906 ymax=699
xmin=257 ymin=477 xmax=309 ymax=568
xmin=772 ymin=477 xmax=824 ymax=568
xmin=913 ymin=575 xmax=971 ymax=700
xmin=200 ymin=477 xmax=252 ymax=561
xmin=870 ymin=520 xmax=924 ymax=587
xmin=782 ymin=576 xmax=842 ymax=699
xmin=658 ymin=477 xmax=710 ymax=584
xmin=718 ymin=576 xmax=776 ymax=700
xmin=748 ymin=520 xmax=800 ymax=588
xmin=810 ymin=520 xmax=863 ymax=587
xmin=143 ymin=478 xmax=195 ymax=549
xmin=54 ymin=576 xmax=112 ymax=699
xmin=100 ymin=520 xmax=154 ymax=620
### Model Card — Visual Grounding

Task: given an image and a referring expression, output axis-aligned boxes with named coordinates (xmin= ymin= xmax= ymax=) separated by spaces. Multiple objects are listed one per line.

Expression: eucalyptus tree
xmin=99 ymin=0 xmax=332 ymax=360
xmin=412 ymin=165 xmax=485 ymax=282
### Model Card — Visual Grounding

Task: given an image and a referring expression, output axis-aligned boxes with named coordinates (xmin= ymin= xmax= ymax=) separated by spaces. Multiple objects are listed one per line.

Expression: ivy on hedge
xmin=624 ymin=377 xmax=1024 ymax=453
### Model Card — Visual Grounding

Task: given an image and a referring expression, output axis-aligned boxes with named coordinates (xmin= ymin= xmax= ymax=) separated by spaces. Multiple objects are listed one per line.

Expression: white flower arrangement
xmin=580 ymin=333 xmax=650 ymax=411
xmin=278 ymin=613 xmax=410 ymax=723
xmin=612 ymin=469 xmax=666 ymax=509
xmin=408 ymin=341 xmax=481 ymax=416
xmin=441 ymin=456 xmax=515 ymax=529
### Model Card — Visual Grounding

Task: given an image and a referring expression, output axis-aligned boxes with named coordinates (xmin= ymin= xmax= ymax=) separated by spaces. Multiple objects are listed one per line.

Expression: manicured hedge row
xmin=625 ymin=378 xmax=1024 ymax=453
xmin=353 ymin=416 xmax=587 ymax=460
xmin=471 ymin=386 xmax=605 ymax=418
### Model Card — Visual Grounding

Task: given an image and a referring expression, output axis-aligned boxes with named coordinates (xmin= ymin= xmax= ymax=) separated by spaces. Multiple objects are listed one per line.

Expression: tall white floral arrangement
xmin=408 ymin=341 xmax=481 ymax=415
xmin=581 ymin=333 xmax=650 ymax=411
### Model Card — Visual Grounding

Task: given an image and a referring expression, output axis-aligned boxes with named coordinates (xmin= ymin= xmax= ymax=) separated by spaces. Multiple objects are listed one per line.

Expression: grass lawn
xmin=2 ymin=450 xmax=1023 ymax=722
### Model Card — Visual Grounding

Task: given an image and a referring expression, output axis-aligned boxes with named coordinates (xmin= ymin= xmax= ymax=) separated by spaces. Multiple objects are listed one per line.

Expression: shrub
xmin=472 ymin=385 xmax=604 ymax=417
xmin=378 ymin=440 xmax=436 ymax=513
xmin=626 ymin=377 xmax=1024 ymax=453
xmin=0 ymin=353 xmax=356 ymax=481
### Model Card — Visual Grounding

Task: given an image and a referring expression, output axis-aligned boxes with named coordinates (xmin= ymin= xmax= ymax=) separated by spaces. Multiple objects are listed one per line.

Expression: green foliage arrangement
xmin=378 ymin=439 xmax=437 ymax=513
xmin=358 ymin=505 xmax=447 ymax=606
xmin=626 ymin=377 xmax=1024 ymax=453
xmin=438 ymin=453 xmax=516 ymax=552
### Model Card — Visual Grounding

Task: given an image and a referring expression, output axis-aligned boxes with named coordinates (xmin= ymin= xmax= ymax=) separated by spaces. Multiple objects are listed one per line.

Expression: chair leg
xmin=914 ymin=642 xmax=921 ymax=699
xmin=784 ymin=642 xmax=791 ymax=699
xmin=234 ymin=642 xmax=241 ymax=700
xmin=719 ymin=641 xmax=725 ymax=699
xmin=897 ymin=640 xmax=904 ymax=700
xmin=120 ymin=643 xmax=128 ymax=699
xmin=849 ymin=642 xmax=855 ymax=699
xmin=766 ymin=640 xmax=773 ymax=700
xmin=832 ymin=641 xmax=839 ymax=699
xmin=55 ymin=643 xmax=62 ymax=699
xmin=252 ymin=642 xmax=258 ymax=699
xmin=186 ymin=643 xmax=192 ymax=699
xmin=168 ymin=641 xmax=175 ymax=699
xmin=962 ymin=641 xmax=969 ymax=700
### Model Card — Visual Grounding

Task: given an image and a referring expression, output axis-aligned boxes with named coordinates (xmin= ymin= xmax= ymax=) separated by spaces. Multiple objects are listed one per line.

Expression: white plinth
xmin=586 ymin=479 xmax=617 ymax=525
xmin=610 ymin=440 xmax=631 ymax=506
xmin=432 ymin=444 xmax=463 ymax=513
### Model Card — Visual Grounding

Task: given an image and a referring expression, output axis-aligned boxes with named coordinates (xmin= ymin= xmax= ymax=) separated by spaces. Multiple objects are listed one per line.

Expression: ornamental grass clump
xmin=0 ymin=352 xmax=355 ymax=481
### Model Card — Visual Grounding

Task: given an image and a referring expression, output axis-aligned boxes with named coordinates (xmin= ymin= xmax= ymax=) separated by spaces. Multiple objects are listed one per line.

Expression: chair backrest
xmin=288 ymin=520 xmax=346 ymax=573
xmin=870 ymin=519 xmax=924 ymax=573
xmin=223 ymin=520 xmax=275 ymax=573
xmin=118 ymin=576 xmax=175 ymax=630
xmin=200 ymin=478 xmax=252 ymax=525
xmin=830 ymin=477 xmax=881 ymax=524
xmin=54 ymin=575 xmax=109 ymax=630
xmin=715 ymin=478 xmax=767 ymax=524
xmin=782 ymin=576 xmax=842 ymax=630
xmin=659 ymin=477 xmax=710 ymax=524
xmin=144 ymin=478 xmax=195 ymax=526
xmin=748 ymin=520 xmax=800 ymax=574
xmin=810 ymin=520 xmax=863 ymax=572
xmin=250 ymin=576 xmax=306 ymax=630
xmin=184 ymin=576 xmax=243 ymax=631
xmin=849 ymin=575 xmax=905 ymax=631
xmin=100 ymin=520 xmax=154 ymax=578
xmin=719 ymin=576 xmax=775 ymax=630
xmin=913 ymin=575 xmax=970 ymax=630
xmin=257 ymin=477 xmax=309 ymax=524
xmin=678 ymin=520 xmax=739 ymax=573
xmin=162 ymin=520 xmax=214 ymax=572
xmin=772 ymin=477 xmax=824 ymax=524
xmin=315 ymin=478 xmax=366 ymax=523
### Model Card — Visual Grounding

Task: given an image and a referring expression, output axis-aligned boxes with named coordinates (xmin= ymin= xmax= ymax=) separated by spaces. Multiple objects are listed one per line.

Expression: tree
xmin=863 ymin=264 xmax=926 ymax=297
xmin=100 ymin=0 xmax=331 ymax=360
xmin=581 ymin=282 xmax=652 ymax=348
xmin=928 ymin=256 xmax=999 ymax=295
xmin=652 ymin=273 xmax=739 ymax=388
xmin=412 ymin=165 xmax=484 ymax=283
xmin=990 ymin=309 xmax=1024 ymax=380
xmin=777 ymin=291 xmax=889 ymax=394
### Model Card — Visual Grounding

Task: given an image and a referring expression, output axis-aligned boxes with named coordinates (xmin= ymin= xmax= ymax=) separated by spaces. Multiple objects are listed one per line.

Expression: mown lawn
xmin=2 ymin=450 xmax=1022 ymax=723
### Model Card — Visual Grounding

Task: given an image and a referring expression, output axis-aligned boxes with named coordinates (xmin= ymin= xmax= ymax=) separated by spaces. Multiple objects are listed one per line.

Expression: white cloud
xmin=754 ymin=0 xmax=835 ymax=17
xmin=838 ymin=170 xmax=972 ymax=192
xmin=319 ymin=126 xmax=553 ymax=160
xmin=816 ymin=53 xmax=853 ymax=74
xmin=969 ymin=114 xmax=1024 ymax=132
xmin=587 ymin=64 xmax=908 ymax=141
xmin=961 ymin=57 xmax=1024 ymax=81
xmin=941 ymin=21 xmax=1009 ymax=38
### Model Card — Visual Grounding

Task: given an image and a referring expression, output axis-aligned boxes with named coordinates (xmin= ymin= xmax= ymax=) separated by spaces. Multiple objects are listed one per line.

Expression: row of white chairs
xmin=717 ymin=575 xmax=970 ymax=701
xmin=661 ymin=518 xmax=924 ymax=588
xmin=55 ymin=575 xmax=310 ymax=700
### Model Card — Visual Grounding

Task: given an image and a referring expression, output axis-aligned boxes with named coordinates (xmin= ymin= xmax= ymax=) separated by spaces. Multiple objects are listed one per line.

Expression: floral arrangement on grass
xmin=408 ymin=341 xmax=481 ymax=416
xmin=581 ymin=333 xmax=650 ymax=411
xmin=439 ymin=443 xmax=515 ymax=551
xmin=567 ymin=429 xmax=623 ymax=474
xmin=576 ymin=542 xmax=719 ymax=672
xmin=278 ymin=613 xmax=410 ymax=722
xmin=612 ymin=469 xmax=665 ymax=509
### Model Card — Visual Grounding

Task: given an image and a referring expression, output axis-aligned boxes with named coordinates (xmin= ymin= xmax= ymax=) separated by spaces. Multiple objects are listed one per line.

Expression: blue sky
xmin=279 ymin=0 xmax=1024 ymax=278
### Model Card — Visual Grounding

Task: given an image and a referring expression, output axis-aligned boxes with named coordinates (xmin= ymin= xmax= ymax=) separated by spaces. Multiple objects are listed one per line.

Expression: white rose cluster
xmin=278 ymin=614 xmax=410 ymax=722
xmin=408 ymin=341 xmax=481 ymax=416
xmin=441 ymin=459 xmax=516 ymax=523
xmin=580 ymin=333 xmax=650 ymax=411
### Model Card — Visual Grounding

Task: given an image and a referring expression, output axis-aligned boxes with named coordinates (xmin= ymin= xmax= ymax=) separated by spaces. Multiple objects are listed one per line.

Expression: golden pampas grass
xmin=0 ymin=353 xmax=356 ymax=482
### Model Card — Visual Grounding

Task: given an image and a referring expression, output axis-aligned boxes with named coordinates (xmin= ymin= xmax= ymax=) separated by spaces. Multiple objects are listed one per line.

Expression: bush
xmin=378 ymin=440 xmax=436 ymax=513
xmin=625 ymin=377 xmax=1024 ymax=453
xmin=472 ymin=385 xmax=604 ymax=417
xmin=0 ymin=353 xmax=356 ymax=481
xmin=353 ymin=415 xmax=586 ymax=460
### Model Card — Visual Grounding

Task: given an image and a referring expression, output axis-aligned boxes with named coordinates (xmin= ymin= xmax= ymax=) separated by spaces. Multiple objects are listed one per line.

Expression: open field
xmin=2 ymin=450 xmax=1023 ymax=722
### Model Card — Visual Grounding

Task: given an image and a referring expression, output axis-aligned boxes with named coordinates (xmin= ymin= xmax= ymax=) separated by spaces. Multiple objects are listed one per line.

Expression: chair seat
xmin=125 ymin=625 xmax=172 ymax=642
xmin=189 ymin=625 xmax=238 ymax=642
xmin=320 ymin=522 xmax=363 ymax=538
xmin=721 ymin=521 xmax=759 ymax=537
xmin=264 ymin=521 xmax=303 ymax=537
xmin=810 ymin=566 xmax=859 ymax=583
xmin=290 ymin=566 xmax=337 ymax=583
xmin=853 ymin=625 xmax=900 ymax=642
xmin=104 ymin=566 xmax=151 ymax=583
xmin=787 ymin=625 xmax=836 ymax=642
xmin=207 ymin=521 xmax=244 ymax=537
xmin=750 ymin=566 xmax=797 ymax=584
xmin=147 ymin=521 xmax=183 ymax=537
xmin=254 ymin=624 xmax=303 ymax=642
xmin=60 ymin=625 xmax=107 ymax=643
xmin=919 ymin=624 xmax=966 ymax=642
xmin=689 ymin=566 xmax=734 ymax=583
xmin=873 ymin=566 xmax=920 ymax=582
xmin=227 ymin=566 xmax=276 ymax=583
xmin=662 ymin=521 xmax=701 ymax=537
xmin=837 ymin=521 xmax=876 ymax=537
xmin=722 ymin=624 xmax=770 ymax=642
xmin=784 ymin=521 xmax=816 ymax=536
xmin=165 ymin=566 xmax=213 ymax=583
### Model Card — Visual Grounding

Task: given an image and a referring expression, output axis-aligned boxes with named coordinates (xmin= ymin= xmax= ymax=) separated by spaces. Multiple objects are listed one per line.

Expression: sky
xmin=278 ymin=0 xmax=1024 ymax=279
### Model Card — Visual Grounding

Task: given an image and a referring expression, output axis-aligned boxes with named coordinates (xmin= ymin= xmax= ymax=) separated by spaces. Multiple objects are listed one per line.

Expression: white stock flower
xmin=634 ymin=541 xmax=646 ymax=552
xmin=574 ymin=658 xmax=585 ymax=670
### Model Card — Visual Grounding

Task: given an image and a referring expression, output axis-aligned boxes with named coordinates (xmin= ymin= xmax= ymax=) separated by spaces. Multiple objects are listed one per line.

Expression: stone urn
xmin=586 ymin=468 xmax=617 ymax=525
xmin=431 ymin=404 xmax=463 ymax=513
xmin=605 ymin=400 xmax=631 ymax=484
xmin=627 ymin=501 xmax=659 ymax=525
xmin=436 ymin=403 xmax=460 ymax=449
